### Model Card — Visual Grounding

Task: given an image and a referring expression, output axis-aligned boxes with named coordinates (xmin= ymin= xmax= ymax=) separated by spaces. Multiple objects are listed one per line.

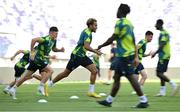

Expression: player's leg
xmin=131 ymin=66 xmax=139 ymax=95
xmin=8 ymin=70 xmax=35 ymax=99
xmin=138 ymin=63 xmax=147 ymax=87
xmin=51 ymin=69 xmax=71 ymax=84
xmin=86 ymin=64 xmax=97 ymax=84
xmin=126 ymin=74 xmax=148 ymax=108
xmin=3 ymin=65 xmax=22 ymax=94
xmin=50 ymin=54 xmax=78 ymax=86
xmin=82 ymin=56 xmax=101 ymax=98
xmin=125 ymin=56 xmax=149 ymax=108
xmin=97 ymin=71 xmax=121 ymax=107
xmin=32 ymin=74 xmax=42 ymax=81
xmin=37 ymin=65 xmax=53 ymax=96
xmin=139 ymin=69 xmax=147 ymax=94
xmin=131 ymin=74 xmax=139 ymax=95
xmin=97 ymin=57 xmax=122 ymax=107
xmin=3 ymin=80 xmax=15 ymax=94
xmin=139 ymin=70 xmax=147 ymax=86
xmin=86 ymin=63 xmax=101 ymax=98
xmin=39 ymin=65 xmax=53 ymax=83
xmin=155 ymin=59 xmax=178 ymax=96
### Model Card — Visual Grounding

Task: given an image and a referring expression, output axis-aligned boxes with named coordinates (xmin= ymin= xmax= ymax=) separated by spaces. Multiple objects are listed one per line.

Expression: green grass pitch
xmin=0 ymin=82 xmax=180 ymax=112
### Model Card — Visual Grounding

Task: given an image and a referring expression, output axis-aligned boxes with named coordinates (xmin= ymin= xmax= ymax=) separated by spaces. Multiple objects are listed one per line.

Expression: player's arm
xmin=52 ymin=41 xmax=65 ymax=52
xmin=52 ymin=47 xmax=65 ymax=52
xmin=44 ymin=55 xmax=57 ymax=60
xmin=98 ymin=34 xmax=116 ymax=50
xmin=10 ymin=50 xmax=25 ymax=61
xmin=98 ymin=21 xmax=120 ymax=50
xmin=31 ymin=37 xmax=43 ymax=52
xmin=84 ymin=42 xmax=102 ymax=56
xmin=151 ymin=42 xmax=166 ymax=58
xmin=143 ymin=51 xmax=152 ymax=57
xmin=30 ymin=37 xmax=44 ymax=60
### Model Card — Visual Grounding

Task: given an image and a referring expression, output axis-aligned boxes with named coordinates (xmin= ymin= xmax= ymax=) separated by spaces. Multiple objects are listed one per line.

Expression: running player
xmin=8 ymin=26 xmax=64 ymax=99
xmin=49 ymin=18 xmax=102 ymax=98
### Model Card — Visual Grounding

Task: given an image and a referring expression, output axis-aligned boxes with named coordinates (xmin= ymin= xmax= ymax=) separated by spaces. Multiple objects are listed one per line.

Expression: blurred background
xmin=0 ymin=0 xmax=180 ymax=83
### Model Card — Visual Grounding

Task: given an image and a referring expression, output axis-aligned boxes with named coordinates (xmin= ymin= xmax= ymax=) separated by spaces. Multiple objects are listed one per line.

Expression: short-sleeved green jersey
xmin=114 ymin=18 xmax=136 ymax=57
xmin=34 ymin=35 xmax=56 ymax=65
xmin=72 ymin=28 xmax=92 ymax=57
xmin=92 ymin=54 xmax=100 ymax=68
xmin=137 ymin=39 xmax=147 ymax=62
xmin=15 ymin=50 xmax=30 ymax=68
xmin=158 ymin=29 xmax=171 ymax=59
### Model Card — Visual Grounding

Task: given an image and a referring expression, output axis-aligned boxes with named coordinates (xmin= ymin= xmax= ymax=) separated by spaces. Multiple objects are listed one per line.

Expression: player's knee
xmin=89 ymin=67 xmax=97 ymax=75
xmin=156 ymin=72 xmax=162 ymax=78
xmin=92 ymin=69 xmax=98 ymax=75
xmin=24 ymin=75 xmax=30 ymax=80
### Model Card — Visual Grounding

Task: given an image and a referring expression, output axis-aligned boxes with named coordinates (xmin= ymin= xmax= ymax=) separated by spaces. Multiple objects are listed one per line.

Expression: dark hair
xmin=86 ymin=18 xmax=97 ymax=27
xmin=49 ymin=26 xmax=58 ymax=32
xmin=145 ymin=31 xmax=153 ymax=35
xmin=156 ymin=19 xmax=164 ymax=26
xmin=117 ymin=4 xmax=130 ymax=18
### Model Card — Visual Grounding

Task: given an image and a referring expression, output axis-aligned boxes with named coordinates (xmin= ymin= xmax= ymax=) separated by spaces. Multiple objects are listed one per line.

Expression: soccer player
xmin=151 ymin=19 xmax=179 ymax=96
xmin=97 ymin=4 xmax=149 ymax=108
xmin=131 ymin=31 xmax=153 ymax=95
xmin=49 ymin=18 xmax=102 ymax=98
xmin=3 ymin=50 xmax=33 ymax=94
xmin=104 ymin=42 xmax=117 ymax=85
xmin=8 ymin=26 xmax=65 ymax=99
xmin=2 ymin=50 xmax=45 ymax=97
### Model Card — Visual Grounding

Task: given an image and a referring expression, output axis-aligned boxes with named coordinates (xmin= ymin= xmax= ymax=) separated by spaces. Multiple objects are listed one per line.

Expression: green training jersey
xmin=15 ymin=50 xmax=30 ymax=68
xmin=114 ymin=18 xmax=136 ymax=57
xmin=137 ymin=39 xmax=147 ymax=62
xmin=72 ymin=28 xmax=92 ymax=57
xmin=34 ymin=35 xmax=56 ymax=65
xmin=158 ymin=29 xmax=171 ymax=60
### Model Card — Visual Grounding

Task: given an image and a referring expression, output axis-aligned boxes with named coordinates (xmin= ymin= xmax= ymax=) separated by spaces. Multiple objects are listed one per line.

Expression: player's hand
xmin=61 ymin=47 xmax=65 ymax=52
xmin=97 ymin=45 xmax=102 ymax=50
xmin=10 ymin=56 xmax=15 ymax=61
xmin=96 ymin=50 xmax=103 ymax=56
xmin=151 ymin=51 xmax=156 ymax=58
xmin=147 ymin=50 xmax=152 ymax=56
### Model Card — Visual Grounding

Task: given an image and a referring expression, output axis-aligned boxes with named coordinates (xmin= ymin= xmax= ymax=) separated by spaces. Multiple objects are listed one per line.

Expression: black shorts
xmin=156 ymin=59 xmax=169 ymax=73
xmin=27 ymin=61 xmax=48 ymax=72
xmin=115 ymin=55 xmax=135 ymax=76
xmin=66 ymin=54 xmax=93 ymax=71
xmin=14 ymin=65 xmax=26 ymax=77
xmin=134 ymin=63 xmax=144 ymax=75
